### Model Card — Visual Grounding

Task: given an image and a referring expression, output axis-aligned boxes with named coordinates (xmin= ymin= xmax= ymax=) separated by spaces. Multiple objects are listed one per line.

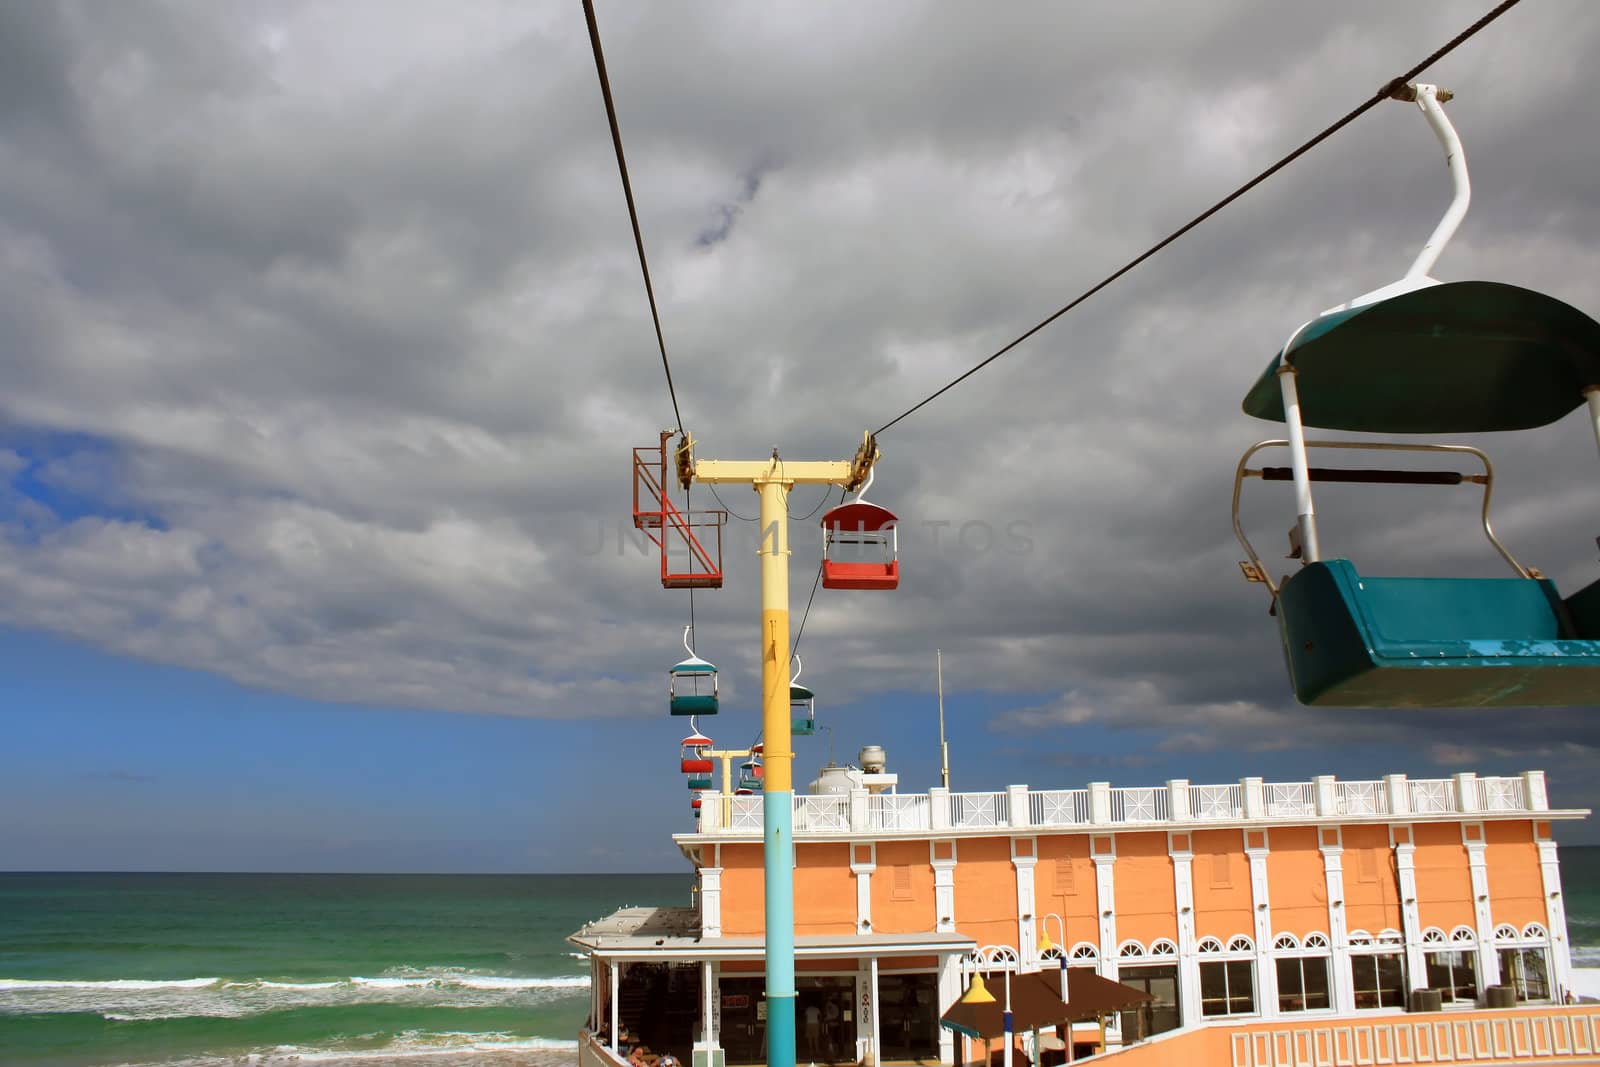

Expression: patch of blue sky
xmin=0 ymin=427 xmax=168 ymax=535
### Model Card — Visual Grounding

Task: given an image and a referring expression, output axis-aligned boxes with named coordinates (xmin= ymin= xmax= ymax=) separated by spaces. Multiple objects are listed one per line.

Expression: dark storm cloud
xmin=0 ymin=0 xmax=1597 ymax=791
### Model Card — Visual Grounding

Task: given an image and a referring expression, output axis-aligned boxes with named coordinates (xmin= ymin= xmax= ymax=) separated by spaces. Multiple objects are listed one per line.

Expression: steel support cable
xmin=871 ymin=0 xmax=1525 ymax=437
xmin=582 ymin=0 xmax=685 ymax=435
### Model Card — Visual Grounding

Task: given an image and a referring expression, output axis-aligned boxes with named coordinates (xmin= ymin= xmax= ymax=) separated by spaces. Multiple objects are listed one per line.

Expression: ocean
xmin=0 ymin=872 xmax=689 ymax=1067
xmin=2 ymin=852 xmax=1596 ymax=1066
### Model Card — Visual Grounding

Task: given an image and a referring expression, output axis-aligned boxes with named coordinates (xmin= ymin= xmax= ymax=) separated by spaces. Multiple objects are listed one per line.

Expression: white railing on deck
xmin=1191 ymin=784 xmax=1243 ymax=819
xmin=870 ymin=793 xmax=930 ymax=831
xmin=728 ymin=795 xmax=763 ymax=831
xmin=1409 ymin=778 xmax=1454 ymax=814
xmin=1479 ymin=776 xmax=1525 ymax=811
xmin=793 ymin=794 xmax=848 ymax=831
xmin=1031 ymin=789 xmax=1090 ymax=827
xmin=691 ymin=772 xmax=1552 ymax=835
xmin=950 ymin=791 xmax=1008 ymax=828
xmin=1337 ymin=780 xmax=1384 ymax=815
xmin=1111 ymin=786 xmax=1167 ymax=823
xmin=1264 ymin=782 xmax=1316 ymax=817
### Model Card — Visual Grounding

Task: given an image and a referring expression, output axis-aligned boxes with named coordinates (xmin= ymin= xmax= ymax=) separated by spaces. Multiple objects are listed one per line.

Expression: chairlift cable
xmin=710 ymin=483 xmax=759 ymax=523
xmin=582 ymin=0 xmax=686 ymax=436
xmin=871 ymin=0 xmax=1525 ymax=438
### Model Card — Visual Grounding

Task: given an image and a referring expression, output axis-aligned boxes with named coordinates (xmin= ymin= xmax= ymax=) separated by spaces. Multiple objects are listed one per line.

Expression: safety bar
xmin=1257 ymin=467 xmax=1483 ymax=487
xmin=1232 ymin=439 xmax=1531 ymax=598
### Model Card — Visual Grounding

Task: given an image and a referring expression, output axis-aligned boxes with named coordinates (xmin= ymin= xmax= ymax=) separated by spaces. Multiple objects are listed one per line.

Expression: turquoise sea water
xmin=2 ymin=852 xmax=1596 ymax=1066
xmin=0 ymin=872 xmax=690 ymax=1067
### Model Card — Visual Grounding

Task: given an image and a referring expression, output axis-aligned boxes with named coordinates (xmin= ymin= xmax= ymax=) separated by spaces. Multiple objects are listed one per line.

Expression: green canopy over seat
xmin=1242 ymin=281 xmax=1600 ymax=433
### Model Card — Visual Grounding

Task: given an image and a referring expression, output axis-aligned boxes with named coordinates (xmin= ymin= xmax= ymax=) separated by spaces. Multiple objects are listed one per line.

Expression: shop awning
xmin=940 ymin=969 xmax=1151 ymax=1039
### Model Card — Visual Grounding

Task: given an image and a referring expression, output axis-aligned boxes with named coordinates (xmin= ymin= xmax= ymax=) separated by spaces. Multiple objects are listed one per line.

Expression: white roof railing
xmin=690 ymin=772 xmax=1558 ymax=836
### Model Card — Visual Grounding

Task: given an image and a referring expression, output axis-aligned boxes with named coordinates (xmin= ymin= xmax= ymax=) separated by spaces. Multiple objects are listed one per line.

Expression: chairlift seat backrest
xmin=1242 ymin=281 xmax=1600 ymax=433
xmin=821 ymin=501 xmax=900 ymax=591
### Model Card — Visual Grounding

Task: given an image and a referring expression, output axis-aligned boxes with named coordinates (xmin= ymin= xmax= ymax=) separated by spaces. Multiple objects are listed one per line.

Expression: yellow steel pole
xmin=755 ymin=476 xmax=795 ymax=1067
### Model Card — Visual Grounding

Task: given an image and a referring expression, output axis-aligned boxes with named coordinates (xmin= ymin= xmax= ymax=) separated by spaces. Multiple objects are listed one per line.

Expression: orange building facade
xmin=572 ymin=770 xmax=1584 ymax=1067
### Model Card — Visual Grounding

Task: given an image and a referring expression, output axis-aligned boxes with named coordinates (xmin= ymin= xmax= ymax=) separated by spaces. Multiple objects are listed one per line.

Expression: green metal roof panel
xmin=1242 ymin=281 xmax=1600 ymax=433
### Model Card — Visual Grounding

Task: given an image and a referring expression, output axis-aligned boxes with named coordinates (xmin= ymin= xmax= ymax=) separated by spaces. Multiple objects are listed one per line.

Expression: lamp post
xmin=1037 ymin=914 xmax=1069 ymax=1006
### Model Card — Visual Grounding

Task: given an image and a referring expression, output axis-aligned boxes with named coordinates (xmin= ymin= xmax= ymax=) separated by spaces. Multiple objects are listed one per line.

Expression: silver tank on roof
xmin=809 ymin=764 xmax=863 ymax=796
xmin=858 ymin=745 xmax=886 ymax=774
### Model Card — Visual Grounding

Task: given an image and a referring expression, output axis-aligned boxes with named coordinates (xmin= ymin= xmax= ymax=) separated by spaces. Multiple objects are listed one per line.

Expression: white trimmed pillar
xmin=1464 ymin=822 xmax=1500 ymax=988
xmin=1170 ymin=831 xmax=1199 ymax=1022
xmin=1534 ymin=821 xmax=1573 ymax=1001
xmin=700 ymin=863 xmax=723 ymax=938
xmin=1246 ymin=829 xmax=1276 ymax=1019
xmin=1013 ymin=838 xmax=1039 ymax=965
xmin=933 ymin=840 xmax=957 ymax=933
xmin=852 ymin=843 xmax=876 ymax=934
xmin=938 ymin=953 xmax=962 ymax=1065
xmin=1320 ymin=827 xmax=1353 ymax=1014
xmin=1391 ymin=825 xmax=1426 ymax=991
xmin=1092 ymin=835 xmax=1118 ymax=981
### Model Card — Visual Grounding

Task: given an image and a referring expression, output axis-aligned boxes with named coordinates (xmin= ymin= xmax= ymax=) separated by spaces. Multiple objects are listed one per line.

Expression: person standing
xmin=804 ymin=1001 xmax=822 ymax=1058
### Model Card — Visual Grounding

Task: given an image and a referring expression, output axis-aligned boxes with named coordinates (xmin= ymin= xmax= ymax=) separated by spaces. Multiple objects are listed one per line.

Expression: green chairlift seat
xmin=791 ymin=684 xmax=816 ymax=736
xmin=1238 ymin=281 xmax=1600 ymax=708
xmin=669 ymin=655 xmax=718 ymax=717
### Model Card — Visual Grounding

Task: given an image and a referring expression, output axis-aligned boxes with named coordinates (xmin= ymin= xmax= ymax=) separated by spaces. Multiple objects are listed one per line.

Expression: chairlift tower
xmin=634 ymin=430 xmax=889 ymax=1067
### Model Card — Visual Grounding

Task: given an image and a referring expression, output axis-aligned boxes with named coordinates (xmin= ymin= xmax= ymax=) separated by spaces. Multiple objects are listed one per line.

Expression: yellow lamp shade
xmin=960 ymin=973 xmax=997 ymax=1005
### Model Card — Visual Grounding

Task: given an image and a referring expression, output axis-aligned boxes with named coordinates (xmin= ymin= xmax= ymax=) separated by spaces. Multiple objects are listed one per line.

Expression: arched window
xmin=1273 ymin=934 xmax=1300 ymax=951
xmin=1303 ymin=933 xmax=1329 ymax=949
xmin=1521 ymin=923 xmax=1548 ymax=940
xmin=1450 ymin=926 xmax=1477 ymax=944
xmin=1494 ymin=924 xmax=1520 ymax=942
xmin=1197 ymin=937 xmax=1224 ymax=954
xmin=1227 ymin=936 xmax=1254 ymax=953
xmin=1070 ymin=943 xmax=1099 ymax=961
xmin=1118 ymin=940 xmax=1145 ymax=958
xmin=1149 ymin=939 xmax=1178 ymax=958
xmin=1422 ymin=928 xmax=1446 ymax=944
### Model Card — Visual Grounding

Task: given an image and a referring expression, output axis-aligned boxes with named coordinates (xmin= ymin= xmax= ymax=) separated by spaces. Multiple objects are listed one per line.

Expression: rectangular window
xmin=1210 ymin=853 xmax=1232 ymax=888
xmin=1199 ymin=959 xmax=1255 ymax=1017
xmin=1498 ymin=947 xmax=1551 ymax=1002
xmin=891 ymin=865 xmax=913 ymax=902
xmin=1117 ymin=965 xmax=1180 ymax=1039
xmin=1357 ymin=848 xmax=1379 ymax=884
xmin=1276 ymin=956 xmax=1331 ymax=1012
xmin=1425 ymin=950 xmax=1478 ymax=1004
xmin=1350 ymin=953 xmax=1407 ymax=1009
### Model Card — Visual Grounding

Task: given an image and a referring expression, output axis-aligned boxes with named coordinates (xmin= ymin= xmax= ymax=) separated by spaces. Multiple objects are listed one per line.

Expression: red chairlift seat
xmin=821 ymin=501 xmax=899 ymax=590
xmin=680 ymin=732 xmax=714 ymax=775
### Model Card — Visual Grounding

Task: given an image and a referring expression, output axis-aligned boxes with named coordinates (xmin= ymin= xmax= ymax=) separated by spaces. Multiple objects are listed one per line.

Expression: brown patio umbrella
xmin=940 ymin=968 xmax=1151 ymax=1039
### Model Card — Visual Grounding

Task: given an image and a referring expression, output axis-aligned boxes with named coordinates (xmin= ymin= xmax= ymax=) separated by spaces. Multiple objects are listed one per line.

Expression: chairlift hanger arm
xmin=677 ymin=431 xmax=880 ymax=489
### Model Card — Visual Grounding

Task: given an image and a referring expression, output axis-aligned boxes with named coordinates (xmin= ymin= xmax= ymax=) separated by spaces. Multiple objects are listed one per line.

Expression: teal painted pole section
xmin=764 ymin=788 xmax=796 ymax=1067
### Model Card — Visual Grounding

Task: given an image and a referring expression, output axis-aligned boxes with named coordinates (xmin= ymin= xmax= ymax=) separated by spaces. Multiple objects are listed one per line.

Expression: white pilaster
xmin=852 ymin=844 xmax=876 ymax=935
xmin=849 ymin=788 xmax=870 ymax=832
xmin=700 ymin=865 xmax=723 ymax=938
xmin=1168 ymin=780 xmax=1191 ymax=821
xmin=701 ymin=960 xmax=717 ymax=1051
xmin=869 ymin=956 xmax=882 ymax=1067
xmin=1386 ymin=774 xmax=1411 ymax=817
xmin=701 ymin=790 xmax=723 ymax=832
xmin=1170 ymin=832 xmax=1198 ymax=1023
xmin=933 ymin=840 xmax=957 ymax=933
xmin=610 ymin=961 xmax=621 ymax=1052
xmin=1391 ymin=826 xmax=1425 ymax=991
xmin=1321 ymin=830 xmax=1352 ymax=1014
xmin=1092 ymin=836 xmax=1118 ymax=981
xmin=1246 ymin=831 xmax=1277 ymax=1020
xmin=1523 ymin=770 xmax=1549 ymax=811
xmin=1463 ymin=823 xmax=1500 ymax=987
xmin=1242 ymin=777 xmax=1265 ymax=820
xmin=1089 ymin=782 xmax=1111 ymax=825
xmin=1013 ymin=840 xmax=1039 ymax=966
xmin=929 ymin=787 xmax=951 ymax=831
xmin=938 ymin=953 xmax=962 ymax=1066
xmin=1535 ymin=825 xmax=1573 ymax=1001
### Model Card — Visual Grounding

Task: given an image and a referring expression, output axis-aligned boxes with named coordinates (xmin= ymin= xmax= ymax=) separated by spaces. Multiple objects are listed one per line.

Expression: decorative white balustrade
xmin=691 ymin=772 xmax=1554 ymax=835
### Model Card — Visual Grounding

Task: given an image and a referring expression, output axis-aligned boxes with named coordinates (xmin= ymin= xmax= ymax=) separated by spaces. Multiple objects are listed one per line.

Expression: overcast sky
xmin=2 ymin=0 xmax=1598 ymax=872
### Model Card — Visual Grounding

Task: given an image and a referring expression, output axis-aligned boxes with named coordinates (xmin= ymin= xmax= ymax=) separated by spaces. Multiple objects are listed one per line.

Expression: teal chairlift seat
xmin=789 ymin=656 xmax=816 ymax=736
xmin=1234 ymin=84 xmax=1600 ymax=708
xmin=669 ymin=626 xmax=718 ymax=716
